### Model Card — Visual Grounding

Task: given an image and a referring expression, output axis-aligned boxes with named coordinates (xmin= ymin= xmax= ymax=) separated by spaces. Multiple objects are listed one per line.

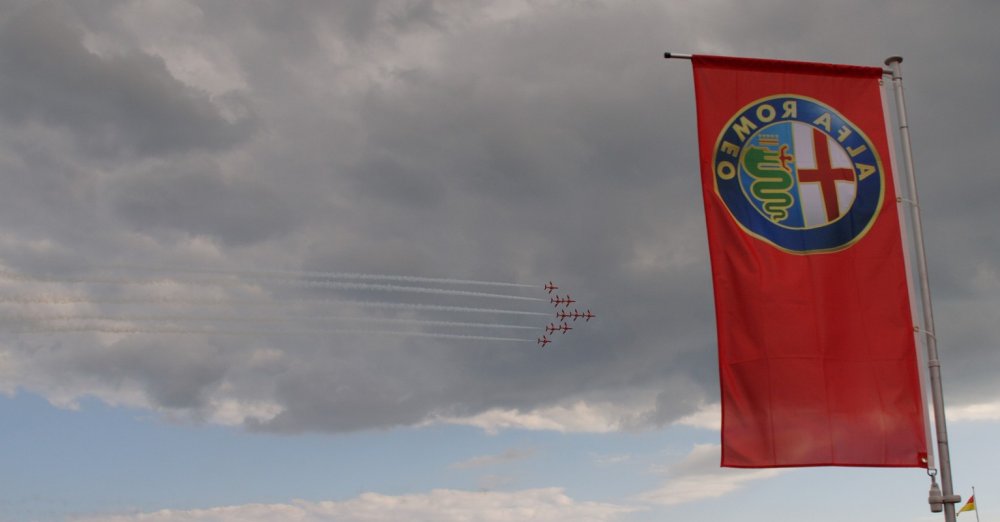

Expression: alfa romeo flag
xmin=691 ymin=55 xmax=928 ymax=467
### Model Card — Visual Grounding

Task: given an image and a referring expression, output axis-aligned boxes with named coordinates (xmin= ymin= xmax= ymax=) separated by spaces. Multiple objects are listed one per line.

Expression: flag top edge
xmin=692 ymin=54 xmax=883 ymax=78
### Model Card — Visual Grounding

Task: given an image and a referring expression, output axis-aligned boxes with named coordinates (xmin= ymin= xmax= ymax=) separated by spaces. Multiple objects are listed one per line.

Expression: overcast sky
xmin=1 ymin=1 xmax=998 ymax=521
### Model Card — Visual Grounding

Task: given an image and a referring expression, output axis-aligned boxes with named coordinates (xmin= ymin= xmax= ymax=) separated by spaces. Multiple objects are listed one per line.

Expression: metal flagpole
xmin=883 ymin=56 xmax=960 ymax=521
xmin=973 ymin=486 xmax=980 ymax=522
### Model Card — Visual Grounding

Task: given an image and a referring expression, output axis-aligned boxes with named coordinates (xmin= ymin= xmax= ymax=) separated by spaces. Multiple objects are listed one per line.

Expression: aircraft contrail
xmin=0 ymin=271 xmax=544 ymax=302
xmin=111 ymin=265 xmax=537 ymax=289
xmin=0 ymin=295 xmax=551 ymax=316
xmin=0 ymin=314 xmax=539 ymax=330
xmin=270 ymin=280 xmax=545 ymax=301
xmin=11 ymin=323 xmax=535 ymax=342
xmin=334 ymin=300 xmax=551 ymax=317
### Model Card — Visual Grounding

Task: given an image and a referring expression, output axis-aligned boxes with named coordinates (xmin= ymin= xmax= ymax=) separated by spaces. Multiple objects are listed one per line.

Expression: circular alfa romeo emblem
xmin=713 ymin=95 xmax=885 ymax=253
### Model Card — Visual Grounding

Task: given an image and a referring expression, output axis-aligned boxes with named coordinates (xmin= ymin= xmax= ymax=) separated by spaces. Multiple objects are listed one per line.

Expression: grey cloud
xmin=621 ymin=378 xmax=712 ymax=430
xmin=349 ymin=153 xmax=447 ymax=209
xmin=29 ymin=334 xmax=230 ymax=409
xmin=251 ymin=336 xmax=459 ymax=432
xmin=111 ymin=157 xmax=300 ymax=246
xmin=2 ymin=0 xmax=998 ymax=434
xmin=0 ymin=3 xmax=255 ymax=158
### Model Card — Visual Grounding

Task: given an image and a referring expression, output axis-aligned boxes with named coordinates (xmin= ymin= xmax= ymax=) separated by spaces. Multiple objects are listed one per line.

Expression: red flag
xmin=691 ymin=55 xmax=928 ymax=468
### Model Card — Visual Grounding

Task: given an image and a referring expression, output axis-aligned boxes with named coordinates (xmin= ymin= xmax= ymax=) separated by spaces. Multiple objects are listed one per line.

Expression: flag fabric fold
xmin=691 ymin=55 xmax=928 ymax=468
xmin=958 ymin=495 xmax=976 ymax=515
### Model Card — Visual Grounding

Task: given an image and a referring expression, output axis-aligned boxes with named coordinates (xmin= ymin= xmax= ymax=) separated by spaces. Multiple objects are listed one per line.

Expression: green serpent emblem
xmin=742 ymin=144 xmax=795 ymax=222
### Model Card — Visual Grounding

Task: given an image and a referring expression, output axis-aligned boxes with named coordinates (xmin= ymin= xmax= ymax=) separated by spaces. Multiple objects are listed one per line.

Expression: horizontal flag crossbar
xmin=663 ymin=51 xmax=899 ymax=76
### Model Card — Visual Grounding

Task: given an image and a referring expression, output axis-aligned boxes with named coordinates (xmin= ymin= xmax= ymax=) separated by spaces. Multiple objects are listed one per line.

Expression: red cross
xmin=796 ymin=128 xmax=855 ymax=221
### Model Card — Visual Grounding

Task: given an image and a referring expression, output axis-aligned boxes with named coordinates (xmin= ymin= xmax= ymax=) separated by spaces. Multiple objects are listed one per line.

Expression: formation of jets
xmin=556 ymin=309 xmax=597 ymax=322
xmin=537 ymin=281 xmax=596 ymax=348
xmin=550 ymin=294 xmax=576 ymax=307
xmin=545 ymin=322 xmax=572 ymax=335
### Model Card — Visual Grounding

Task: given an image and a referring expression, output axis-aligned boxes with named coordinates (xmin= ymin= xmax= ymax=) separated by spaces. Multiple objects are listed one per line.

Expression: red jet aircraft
xmin=537 ymin=335 xmax=552 ymax=347
xmin=556 ymin=310 xmax=571 ymax=321
xmin=545 ymin=322 xmax=573 ymax=334
xmin=582 ymin=310 xmax=596 ymax=322
xmin=549 ymin=295 xmax=576 ymax=308
xmin=544 ymin=281 xmax=559 ymax=294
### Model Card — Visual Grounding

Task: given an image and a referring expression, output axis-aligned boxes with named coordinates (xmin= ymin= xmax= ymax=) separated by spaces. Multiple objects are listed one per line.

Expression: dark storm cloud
xmin=252 ymin=337 xmax=451 ymax=433
xmin=73 ymin=336 xmax=230 ymax=409
xmin=3 ymin=0 xmax=998 ymax=433
xmin=256 ymin=0 xmax=999 ymax=430
xmin=0 ymin=3 xmax=254 ymax=158
xmin=111 ymin=157 xmax=301 ymax=246
xmin=221 ymin=0 xmax=726 ymax=432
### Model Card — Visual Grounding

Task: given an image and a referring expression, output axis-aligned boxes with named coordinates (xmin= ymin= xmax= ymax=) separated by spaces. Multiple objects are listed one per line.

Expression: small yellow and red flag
xmin=958 ymin=494 xmax=976 ymax=515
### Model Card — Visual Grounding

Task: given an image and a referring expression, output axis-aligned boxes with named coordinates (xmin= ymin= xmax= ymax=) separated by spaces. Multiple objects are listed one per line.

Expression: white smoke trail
xmin=0 ymin=271 xmax=543 ymax=302
xmin=0 ymin=295 xmax=552 ymax=316
xmin=0 ymin=314 xmax=539 ymax=330
xmin=274 ymin=280 xmax=544 ymax=301
xmin=343 ymin=300 xmax=549 ymax=317
xmin=11 ymin=323 xmax=534 ymax=342
xmin=112 ymin=265 xmax=537 ymax=289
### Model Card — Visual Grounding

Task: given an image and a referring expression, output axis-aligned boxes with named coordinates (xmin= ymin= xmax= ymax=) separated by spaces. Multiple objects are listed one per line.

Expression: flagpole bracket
xmin=914 ymin=326 xmax=938 ymax=341
xmin=930 ymin=481 xmax=962 ymax=512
